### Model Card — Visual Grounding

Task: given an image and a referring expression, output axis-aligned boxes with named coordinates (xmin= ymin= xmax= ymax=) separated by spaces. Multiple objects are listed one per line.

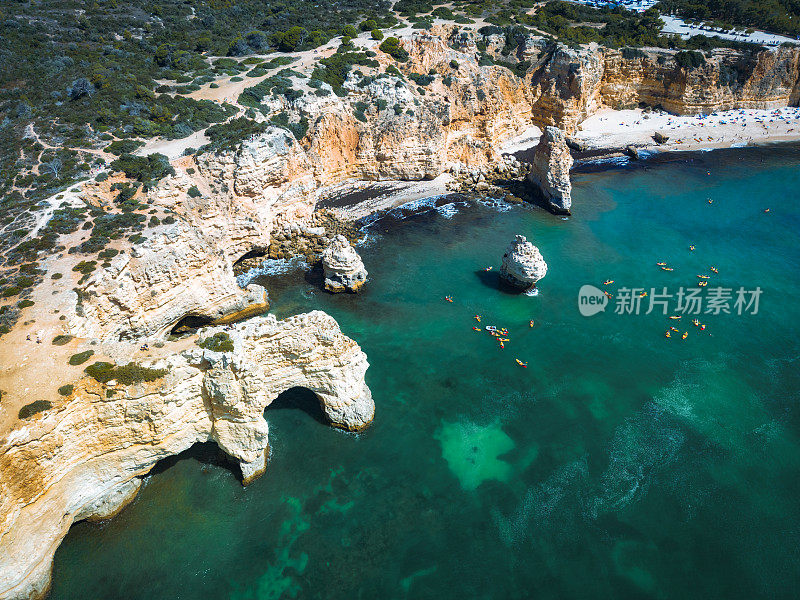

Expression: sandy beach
xmin=574 ymin=106 xmax=800 ymax=154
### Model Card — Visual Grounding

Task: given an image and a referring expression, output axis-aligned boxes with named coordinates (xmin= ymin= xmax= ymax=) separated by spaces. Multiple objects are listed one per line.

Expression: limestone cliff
xmin=600 ymin=46 xmax=800 ymax=115
xmin=0 ymin=311 xmax=372 ymax=600
xmin=528 ymin=126 xmax=573 ymax=214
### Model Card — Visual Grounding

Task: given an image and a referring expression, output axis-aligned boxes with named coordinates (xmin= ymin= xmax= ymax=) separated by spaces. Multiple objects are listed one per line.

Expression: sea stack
xmin=321 ymin=235 xmax=368 ymax=293
xmin=528 ymin=126 xmax=573 ymax=214
xmin=499 ymin=235 xmax=548 ymax=292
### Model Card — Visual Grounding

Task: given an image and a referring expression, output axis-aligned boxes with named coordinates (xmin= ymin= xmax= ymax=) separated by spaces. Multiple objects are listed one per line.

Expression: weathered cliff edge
xmin=0 ymin=312 xmax=372 ymax=600
xmin=528 ymin=126 xmax=574 ymax=214
xmin=68 ymin=30 xmax=800 ymax=342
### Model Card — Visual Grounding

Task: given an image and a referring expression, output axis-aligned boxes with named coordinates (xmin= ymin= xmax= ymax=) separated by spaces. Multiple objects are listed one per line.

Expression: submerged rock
xmin=528 ymin=126 xmax=573 ymax=215
xmin=321 ymin=235 xmax=367 ymax=293
xmin=499 ymin=235 xmax=548 ymax=292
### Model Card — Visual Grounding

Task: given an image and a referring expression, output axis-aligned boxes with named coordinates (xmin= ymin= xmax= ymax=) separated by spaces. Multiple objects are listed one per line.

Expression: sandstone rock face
xmin=0 ymin=311 xmax=372 ymax=600
xmin=500 ymin=235 xmax=548 ymax=292
xmin=321 ymin=235 xmax=368 ymax=293
xmin=67 ymin=36 xmax=800 ymax=345
xmin=600 ymin=46 xmax=800 ymax=115
xmin=528 ymin=127 xmax=574 ymax=214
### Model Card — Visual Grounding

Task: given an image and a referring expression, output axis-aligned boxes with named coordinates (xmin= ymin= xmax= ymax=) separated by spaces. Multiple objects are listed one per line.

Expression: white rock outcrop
xmin=0 ymin=311 xmax=373 ymax=600
xmin=499 ymin=235 xmax=548 ymax=291
xmin=321 ymin=235 xmax=368 ymax=293
xmin=528 ymin=126 xmax=574 ymax=214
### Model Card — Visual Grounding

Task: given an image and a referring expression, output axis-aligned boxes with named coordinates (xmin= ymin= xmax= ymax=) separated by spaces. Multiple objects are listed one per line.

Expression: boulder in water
xmin=321 ymin=235 xmax=367 ymax=293
xmin=499 ymin=235 xmax=548 ymax=292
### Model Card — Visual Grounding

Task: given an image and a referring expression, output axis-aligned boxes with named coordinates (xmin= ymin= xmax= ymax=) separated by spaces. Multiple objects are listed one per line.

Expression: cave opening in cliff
xmin=266 ymin=386 xmax=329 ymax=427
xmin=170 ymin=314 xmax=214 ymax=336
xmin=233 ymin=248 xmax=268 ymax=276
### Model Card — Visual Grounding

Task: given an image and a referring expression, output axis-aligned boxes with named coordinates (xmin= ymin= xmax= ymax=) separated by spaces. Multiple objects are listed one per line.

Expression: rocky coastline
xmin=4 ymin=22 xmax=800 ymax=600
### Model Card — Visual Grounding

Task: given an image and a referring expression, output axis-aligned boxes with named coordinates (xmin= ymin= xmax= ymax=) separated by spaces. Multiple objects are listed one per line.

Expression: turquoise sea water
xmin=49 ymin=146 xmax=800 ymax=599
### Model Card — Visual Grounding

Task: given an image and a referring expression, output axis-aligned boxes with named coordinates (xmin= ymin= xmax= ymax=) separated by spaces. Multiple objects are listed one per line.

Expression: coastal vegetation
xmin=84 ymin=361 xmax=169 ymax=385
xmin=68 ymin=350 xmax=95 ymax=366
xmin=197 ymin=331 xmax=235 ymax=353
xmin=18 ymin=400 xmax=52 ymax=420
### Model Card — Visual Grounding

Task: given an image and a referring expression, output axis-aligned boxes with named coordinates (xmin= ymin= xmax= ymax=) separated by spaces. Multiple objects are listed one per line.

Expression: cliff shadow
xmin=266 ymin=386 xmax=330 ymax=427
xmin=303 ymin=261 xmax=325 ymax=289
xmin=148 ymin=441 xmax=242 ymax=480
xmin=473 ymin=269 xmax=527 ymax=295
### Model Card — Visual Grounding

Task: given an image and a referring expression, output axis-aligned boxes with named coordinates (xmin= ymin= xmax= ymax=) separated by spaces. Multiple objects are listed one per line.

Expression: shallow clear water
xmin=50 ymin=146 xmax=800 ymax=600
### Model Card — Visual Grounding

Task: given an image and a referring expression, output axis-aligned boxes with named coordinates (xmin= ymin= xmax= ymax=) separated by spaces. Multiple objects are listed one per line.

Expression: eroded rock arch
xmin=0 ymin=311 xmax=372 ymax=600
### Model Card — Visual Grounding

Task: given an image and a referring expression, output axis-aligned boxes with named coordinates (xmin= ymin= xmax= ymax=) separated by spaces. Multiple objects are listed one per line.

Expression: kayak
xmin=515 ymin=359 xmax=527 ymax=367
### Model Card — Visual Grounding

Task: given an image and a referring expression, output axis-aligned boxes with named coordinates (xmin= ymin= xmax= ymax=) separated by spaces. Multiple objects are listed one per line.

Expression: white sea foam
xmin=477 ymin=197 xmax=513 ymax=212
xmin=524 ymin=288 xmax=540 ymax=297
xmin=236 ymin=256 xmax=308 ymax=288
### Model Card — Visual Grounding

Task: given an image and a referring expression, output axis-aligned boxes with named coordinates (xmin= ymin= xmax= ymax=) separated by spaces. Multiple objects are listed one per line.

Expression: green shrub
xmin=674 ymin=50 xmax=706 ymax=69
xmin=72 ymin=260 xmax=97 ymax=276
xmin=371 ymin=29 xmax=384 ymax=40
xmin=17 ymin=299 xmax=34 ymax=308
xmin=105 ymin=140 xmax=144 ymax=156
xmin=188 ymin=185 xmax=202 ymax=197
xmin=58 ymin=384 xmax=74 ymax=396
xmin=85 ymin=361 xmax=168 ymax=385
xmin=110 ymin=153 xmax=175 ymax=188
xmin=197 ymin=331 xmax=235 ymax=353
xmin=69 ymin=350 xmax=95 ymax=365
xmin=202 ymin=118 xmax=269 ymax=153
xmin=379 ymin=37 xmax=410 ymax=62
xmin=19 ymin=400 xmax=52 ymax=419
xmin=52 ymin=334 xmax=74 ymax=346
xmin=409 ymin=72 xmax=434 ymax=86
xmin=269 ymin=112 xmax=309 ymax=140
